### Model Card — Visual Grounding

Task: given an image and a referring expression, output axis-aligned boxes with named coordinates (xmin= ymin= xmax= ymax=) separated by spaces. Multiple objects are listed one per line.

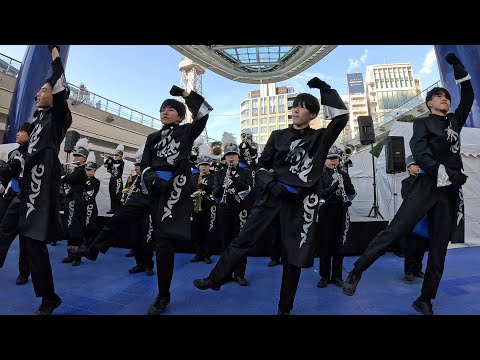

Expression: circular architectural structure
xmin=170 ymin=45 xmax=338 ymax=84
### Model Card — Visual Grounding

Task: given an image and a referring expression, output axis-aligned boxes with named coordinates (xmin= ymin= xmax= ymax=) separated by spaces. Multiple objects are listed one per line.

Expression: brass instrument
xmin=219 ymin=161 xmax=233 ymax=207
xmin=212 ymin=143 xmax=222 ymax=157
xmin=192 ymin=172 xmax=205 ymax=213
xmin=123 ymin=172 xmax=139 ymax=204
xmin=333 ymin=165 xmax=351 ymax=207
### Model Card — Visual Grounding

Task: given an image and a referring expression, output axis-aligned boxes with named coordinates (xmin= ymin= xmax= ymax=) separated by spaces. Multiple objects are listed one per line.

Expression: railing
xmin=338 ymin=80 xmax=441 ymax=144
xmin=0 ymin=52 xmax=162 ymax=130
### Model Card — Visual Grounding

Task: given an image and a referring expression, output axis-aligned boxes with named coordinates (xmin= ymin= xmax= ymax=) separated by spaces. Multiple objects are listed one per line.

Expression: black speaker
xmin=385 ymin=136 xmax=406 ymax=174
xmin=64 ymin=130 xmax=80 ymax=153
xmin=357 ymin=116 xmax=376 ymax=145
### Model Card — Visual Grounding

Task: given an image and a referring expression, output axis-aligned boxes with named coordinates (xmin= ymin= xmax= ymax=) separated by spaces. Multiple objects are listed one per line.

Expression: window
xmin=253 ymin=136 xmax=258 ymax=142
xmin=278 ymin=115 xmax=285 ymax=123
xmin=269 ymin=116 xmax=276 ymax=124
xmin=252 ymin=127 xmax=258 ymax=134
xmin=252 ymin=119 xmax=258 ymax=125
xmin=260 ymin=117 xmax=267 ymax=124
xmin=278 ymin=124 xmax=286 ymax=129
xmin=261 ymin=126 xmax=267 ymax=133
xmin=269 ymin=125 xmax=277 ymax=131
xmin=261 ymin=135 xmax=267 ymax=143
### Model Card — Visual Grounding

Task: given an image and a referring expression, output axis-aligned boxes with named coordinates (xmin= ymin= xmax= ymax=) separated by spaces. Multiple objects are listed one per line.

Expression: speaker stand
xmin=392 ymin=172 xmax=398 ymax=215
xmin=368 ymin=143 xmax=384 ymax=219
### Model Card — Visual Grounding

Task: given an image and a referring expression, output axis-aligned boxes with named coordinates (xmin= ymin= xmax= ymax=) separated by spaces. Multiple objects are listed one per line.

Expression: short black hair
xmin=292 ymin=93 xmax=320 ymax=117
xmin=18 ymin=122 xmax=31 ymax=133
xmin=425 ymin=87 xmax=451 ymax=112
xmin=160 ymin=99 xmax=186 ymax=120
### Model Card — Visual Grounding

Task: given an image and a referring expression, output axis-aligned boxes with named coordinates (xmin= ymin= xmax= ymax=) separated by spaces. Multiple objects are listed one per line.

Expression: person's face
xmin=35 ymin=83 xmax=53 ymax=108
xmin=225 ymin=153 xmax=239 ymax=165
xmin=135 ymin=164 xmax=140 ymax=174
xmin=74 ymin=154 xmax=86 ymax=165
xmin=408 ymin=164 xmax=420 ymax=176
xmin=114 ymin=154 xmax=122 ymax=161
xmin=160 ymin=105 xmax=183 ymax=125
xmin=427 ymin=92 xmax=451 ymax=116
xmin=86 ymin=168 xmax=96 ymax=177
xmin=291 ymin=104 xmax=315 ymax=129
xmin=199 ymin=164 xmax=210 ymax=174
xmin=325 ymin=157 xmax=340 ymax=169
xmin=16 ymin=130 xmax=29 ymax=145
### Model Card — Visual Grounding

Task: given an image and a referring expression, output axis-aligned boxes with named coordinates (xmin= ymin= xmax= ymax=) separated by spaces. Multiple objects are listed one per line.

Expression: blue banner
xmin=3 ymin=45 xmax=70 ymax=143
xmin=434 ymin=45 xmax=480 ymax=128
xmin=347 ymin=73 xmax=364 ymax=94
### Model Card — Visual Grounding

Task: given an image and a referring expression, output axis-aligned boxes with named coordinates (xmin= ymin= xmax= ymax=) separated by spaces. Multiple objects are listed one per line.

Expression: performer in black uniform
xmin=238 ymin=128 xmax=259 ymax=171
xmin=69 ymin=85 xmax=212 ymax=315
xmin=316 ymin=145 xmax=356 ymax=288
xmin=193 ymin=77 xmax=349 ymax=315
xmin=84 ymin=151 xmax=101 ymax=248
xmin=190 ymin=142 xmax=215 ymax=264
xmin=0 ymin=122 xmax=31 ymax=285
xmin=402 ymin=155 xmax=428 ymax=282
xmin=342 ymin=53 xmax=474 ymax=315
xmin=213 ymin=132 xmax=253 ymax=286
xmin=13 ymin=45 xmax=71 ymax=315
xmin=105 ymin=144 xmax=124 ymax=214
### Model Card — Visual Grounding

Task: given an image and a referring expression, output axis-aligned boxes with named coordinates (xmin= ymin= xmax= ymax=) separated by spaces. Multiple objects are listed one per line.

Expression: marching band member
xmin=193 ymin=77 xmax=349 ymax=315
xmin=84 ymin=151 xmax=100 ymax=248
xmin=104 ymin=144 xmax=125 ymax=214
xmin=238 ymin=128 xmax=258 ymax=171
xmin=316 ymin=145 xmax=356 ymax=289
xmin=190 ymin=142 xmax=215 ymax=264
xmin=61 ymin=138 xmax=88 ymax=266
xmin=342 ymin=53 xmax=474 ymax=315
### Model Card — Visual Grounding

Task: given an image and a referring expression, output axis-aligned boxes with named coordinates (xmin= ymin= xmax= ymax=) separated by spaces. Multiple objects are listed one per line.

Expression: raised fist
xmin=169 ymin=85 xmax=185 ymax=97
xmin=445 ymin=53 xmax=461 ymax=66
xmin=47 ymin=45 xmax=60 ymax=53
xmin=307 ymin=77 xmax=331 ymax=90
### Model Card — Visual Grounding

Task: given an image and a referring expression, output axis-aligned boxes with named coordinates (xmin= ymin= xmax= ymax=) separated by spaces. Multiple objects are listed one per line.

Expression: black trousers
xmin=23 ymin=236 xmax=55 ymax=298
xmin=109 ymin=176 xmax=123 ymax=213
xmin=269 ymin=215 xmax=282 ymax=262
xmin=191 ymin=207 xmax=213 ymax=258
xmin=92 ymin=192 xmax=150 ymax=254
xmin=354 ymin=175 xmax=457 ymax=300
xmin=317 ymin=203 xmax=344 ymax=280
xmin=130 ymin=216 xmax=154 ymax=269
xmin=208 ymin=190 xmax=304 ymax=313
xmin=0 ymin=196 xmax=29 ymax=276
xmin=404 ymin=233 xmax=428 ymax=275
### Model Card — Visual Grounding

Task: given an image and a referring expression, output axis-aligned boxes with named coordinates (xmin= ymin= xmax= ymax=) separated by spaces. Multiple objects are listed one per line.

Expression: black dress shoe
xmin=16 ymin=274 xmax=29 ymax=285
xmin=235 ymin=276 xmax=248 ymax=286
xmin=413 ymin=271 xmax=425 ymax=278
xmin=193 ymin=277 xmax=220 ymax=291
xmin=331 ymin=277 xmax=344 ymax=287
xmin=67 ymin=245 xmax=99 ymax=261
xmin=412 ymin=298 xmax=433 ymax=315
xmin=62 ymin=256 xmax=74 ymax=264
xmin=277 ymin=309 xmax=290 ymax=315
xmin=204 ymin=256 xmax=212 ymax=264
xmin=342 ymin=271 xmax=362 ymax=296
xmin=268 ymin=259 xmax=281 ymax=267
xmin=190 ymin=255 xmax=203 ymax=263
xmin=128 ymin=265 xmax=146 ymax=274
xmin=317 ymin=277 xmax=329 ymax=288
xmin=71 ymin=258 xmax=81 ymax=266
xmin=147 ymin=296 xmax=170 ymax=315
xmin=34 ymin=294 xmax=62 ymax=315
xmin=405 ymin=273 xmax=414 ymax=281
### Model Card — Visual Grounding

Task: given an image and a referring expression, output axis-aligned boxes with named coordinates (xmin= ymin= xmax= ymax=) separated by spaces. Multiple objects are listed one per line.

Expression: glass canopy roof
xmin=170 ymin=45 xmax=337 ymax=84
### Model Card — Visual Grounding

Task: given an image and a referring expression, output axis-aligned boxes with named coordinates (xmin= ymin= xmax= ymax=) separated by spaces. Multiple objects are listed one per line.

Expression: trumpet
xmin=333 ymin=165 xmax=351 ymax=207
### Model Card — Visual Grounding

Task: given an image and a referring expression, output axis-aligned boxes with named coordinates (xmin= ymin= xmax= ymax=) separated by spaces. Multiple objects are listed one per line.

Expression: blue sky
xmin=0 ymin=45 xmax=440 ymax=142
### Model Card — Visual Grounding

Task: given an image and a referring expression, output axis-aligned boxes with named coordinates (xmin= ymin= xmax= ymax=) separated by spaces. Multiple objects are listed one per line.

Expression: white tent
xmin=347 ymin=120 xmax=480 ymax=246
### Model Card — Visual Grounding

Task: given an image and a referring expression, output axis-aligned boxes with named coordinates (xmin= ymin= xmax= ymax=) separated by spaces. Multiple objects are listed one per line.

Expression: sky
xmin=0 ymin=45 xmax=440 ymax=142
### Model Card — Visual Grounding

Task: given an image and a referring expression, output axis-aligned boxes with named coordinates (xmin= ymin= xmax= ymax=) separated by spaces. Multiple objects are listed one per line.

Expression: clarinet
xmin=333 ymin=165 xmax=352 ymax=207
xmin=219 ymin=161 xmax=233 ymax=207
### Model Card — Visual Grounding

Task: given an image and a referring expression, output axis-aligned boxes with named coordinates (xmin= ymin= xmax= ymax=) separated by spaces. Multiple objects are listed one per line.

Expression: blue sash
xmin=192 ymin=168 xmax=200 ymax=175
xmin=238 ymin=162 xmax=249 ymax=169
xmin=155 ymin=170 xmax=173 ymax=181
xmin=276 ymin=181 xmax=299 ymax=194
xmin=11 ymin=179 xmax=19 ymax=193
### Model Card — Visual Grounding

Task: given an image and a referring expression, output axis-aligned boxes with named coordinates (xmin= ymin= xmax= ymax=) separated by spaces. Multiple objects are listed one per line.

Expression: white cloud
xmin=347 ymin=49 xmax=368 ymax=72
xmin=285 ymin=72 xmax=333 ymax=93
xmin=420 ymin=48 xmax=437 ymax=75
xmin=360 ymin=49 xmax=369 ymax=63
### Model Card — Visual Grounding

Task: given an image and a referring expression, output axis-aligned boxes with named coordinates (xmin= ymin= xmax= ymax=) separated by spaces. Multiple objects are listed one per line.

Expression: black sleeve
xmin=454 ymin=80 xmax=474 ymax=131
xmin=256 ymin=131 xmax=276 ymax=171
xmin=141 ymin=135 xmax=157 ymax=191
xmin=232 ymin=170 xmax=252 ymax=192
xmin=320 ymin=182 xmax=339 ymax=199
xmin=62 ymin=168 xmax=84 ymax=186
xmin=118 ymin=160 xmax=125 ymax=177
xmin=401 ymin=178 xmax=409 ymax=200
xmin=50 ymin=57 xmax=72 ymax=129
xmin=213 ymin=171 xmax=224 ymax=198
xmin=342 ymin=172 xmax=355 ymax=196
xmin=410 ymin=117 xmax=438 ymax=178
xmin=93 ymin=179 xmax=100 ymax=198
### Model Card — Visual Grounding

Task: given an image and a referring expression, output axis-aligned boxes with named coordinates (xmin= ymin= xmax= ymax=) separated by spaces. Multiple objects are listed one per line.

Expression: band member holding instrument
xmin=84 ymin=151 xmax=100 ymax=248
xmin=69 ymin=85 xmax=213 ymax=315
xmin=193 ymin=77 xmax=349 ymax=315
xmin=105 ymin=144 xmax=124 ymax=214
xmin=0 ymin=122 xmax=32 ymax=285
xmin=239 ymin=128 xmax=259 ymax=171
xmin=61 ymin=138 xmax=88 ymax=266
xmin=342 ymin=53 xmax=473 ymax=316
xmin=213 ymin=132 xmax=253 ymax=286
xmin=316 ymin=145 xmax=356 ymax=289
xmin=190 ymin=142 xmax=215 ymax=264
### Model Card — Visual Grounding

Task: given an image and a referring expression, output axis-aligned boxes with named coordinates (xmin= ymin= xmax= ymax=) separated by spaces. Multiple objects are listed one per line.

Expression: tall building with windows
xmin=365 ymin=63 xmax=421 ymax=126
xmin=240 ymin=83 xmax=324 ymax=150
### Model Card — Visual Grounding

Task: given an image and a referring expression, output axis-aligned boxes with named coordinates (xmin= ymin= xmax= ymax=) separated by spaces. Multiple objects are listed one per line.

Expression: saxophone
xmin=333 ymin=165 xmax=352 ymax=207
xmin=192 ymin=173 xmax=205 ymax=213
